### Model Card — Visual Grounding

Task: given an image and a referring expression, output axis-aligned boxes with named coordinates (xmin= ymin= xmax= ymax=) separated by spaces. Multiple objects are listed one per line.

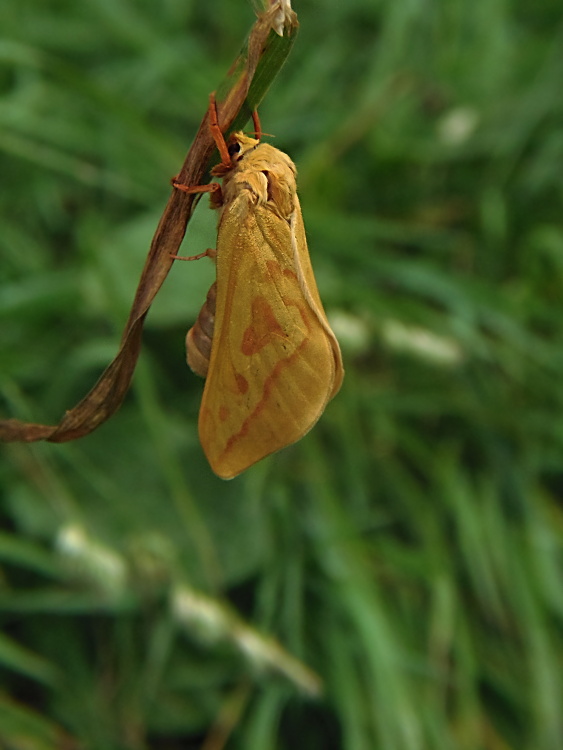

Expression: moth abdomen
xmin=186 ymin=282 xmax=217 ymax=378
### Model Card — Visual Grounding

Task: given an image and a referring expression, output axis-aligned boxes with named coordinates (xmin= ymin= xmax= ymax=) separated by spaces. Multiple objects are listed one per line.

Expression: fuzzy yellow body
xmin=189 ymin=133 xmax=343 ymax=479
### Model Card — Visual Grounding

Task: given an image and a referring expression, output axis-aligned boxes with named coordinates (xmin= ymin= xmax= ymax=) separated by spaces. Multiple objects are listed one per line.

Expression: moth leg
xmin=170 ymin=248 xmax=217 ymax=262
xmin=207 ymin=92 xmax=232 ymax=168
xmin=171 ymin=178 xmax=221 ymax=196
xmin=207 ymin=92 xmax=262 ymax=160
xmin=252 ymin=109 xmax=262 ymax=141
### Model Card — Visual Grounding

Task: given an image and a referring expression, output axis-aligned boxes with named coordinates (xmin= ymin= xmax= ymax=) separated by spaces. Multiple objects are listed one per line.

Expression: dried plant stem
xmin=0 ymin=2 xmax=298 ymax=444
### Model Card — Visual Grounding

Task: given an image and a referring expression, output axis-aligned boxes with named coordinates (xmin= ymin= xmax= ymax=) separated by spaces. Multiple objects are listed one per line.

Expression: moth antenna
xmin=247 ymin=130 xmax=274 ymax=139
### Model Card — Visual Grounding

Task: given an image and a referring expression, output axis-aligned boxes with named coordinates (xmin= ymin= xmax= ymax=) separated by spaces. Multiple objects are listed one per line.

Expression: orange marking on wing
xmin=241 ymin=296 xmax=287 ymax=356
xmin=264 ymin=260 xmax=297 ymax=282
xmin=220 ymin=302 xmax=313 ymax=459
xmin=235 ymin=373 xmax=249 ymax=394
xmin=219 ymin=405 xmax=230 ymax=422
xmin=266 ymin=260 xmax=281 ymax=277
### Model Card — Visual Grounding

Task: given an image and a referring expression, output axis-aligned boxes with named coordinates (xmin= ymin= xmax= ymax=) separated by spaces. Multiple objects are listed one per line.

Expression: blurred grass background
xmin=1 ymin=0 xmax=563 ymax=748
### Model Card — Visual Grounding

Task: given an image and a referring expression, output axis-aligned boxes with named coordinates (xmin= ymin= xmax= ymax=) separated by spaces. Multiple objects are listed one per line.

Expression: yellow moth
xmin=174 ymin=97 xmax=343 ymax=479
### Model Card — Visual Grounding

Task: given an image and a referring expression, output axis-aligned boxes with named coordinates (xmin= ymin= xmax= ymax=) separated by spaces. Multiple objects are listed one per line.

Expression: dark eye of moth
xmin=228 ymin=142 xmax=241 ymax=158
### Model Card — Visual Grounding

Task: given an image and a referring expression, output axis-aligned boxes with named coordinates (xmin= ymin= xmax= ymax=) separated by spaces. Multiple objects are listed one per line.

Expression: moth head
xmin=211 ymin=132 xmax=261 ymax=177
xmin=226 ymin=132 xmax=260 ymax=163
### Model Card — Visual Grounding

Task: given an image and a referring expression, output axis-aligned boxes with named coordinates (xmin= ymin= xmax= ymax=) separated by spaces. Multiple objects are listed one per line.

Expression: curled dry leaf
xmin=0 ymin=1 xmax=299 ymax=445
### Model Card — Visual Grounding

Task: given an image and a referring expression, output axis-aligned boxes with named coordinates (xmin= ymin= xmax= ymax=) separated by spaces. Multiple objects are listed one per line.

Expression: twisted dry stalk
xmin=0 ymin=1 xmax=298 ymax=444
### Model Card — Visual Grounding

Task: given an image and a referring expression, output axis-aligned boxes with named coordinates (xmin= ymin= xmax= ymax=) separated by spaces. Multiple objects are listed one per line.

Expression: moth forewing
xmin=288 ymin=207 xmax=344 ymax=399
xmin=191 ymin=133 xmax=343 ymax=479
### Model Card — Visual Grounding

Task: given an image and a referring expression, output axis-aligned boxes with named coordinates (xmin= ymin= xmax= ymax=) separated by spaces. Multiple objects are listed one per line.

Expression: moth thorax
xmin=186 ymin=282 xmax=217 ymax=378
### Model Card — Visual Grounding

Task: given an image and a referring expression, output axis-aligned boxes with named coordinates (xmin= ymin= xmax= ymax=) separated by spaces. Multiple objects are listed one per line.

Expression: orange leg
xmin=252 ymin=109 xmax=262 ymax=141
xmin=172 ymin=94 xmax=231 ymax=196
xmin=170 ymin=247 xmax=217 ymax=262
xmin=172 ymin=92 xmax=260 ymax=202
xmin=171 ymin=179 xmax=221 ymax=195
xmin=207 ymin=92 xmax=232 ymax=167
xmin=205 ymin=92 xmax=262 ymax=163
